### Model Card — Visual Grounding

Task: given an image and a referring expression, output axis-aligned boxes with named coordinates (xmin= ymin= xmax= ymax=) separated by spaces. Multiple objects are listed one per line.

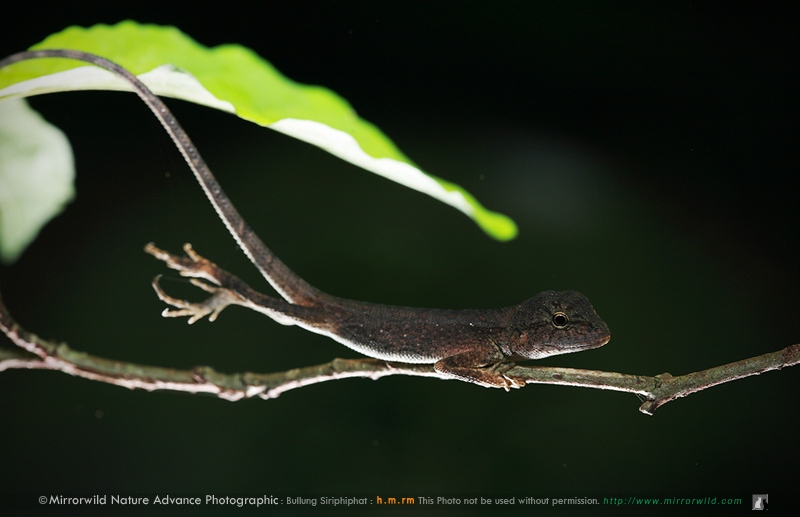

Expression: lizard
xmin=0 ymin=49 xmax=611 ymax=388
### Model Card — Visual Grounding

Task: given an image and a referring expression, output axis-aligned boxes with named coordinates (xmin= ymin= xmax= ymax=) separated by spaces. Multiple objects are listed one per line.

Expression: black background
xmin=1 ymin=1 xmax=797 ymax=514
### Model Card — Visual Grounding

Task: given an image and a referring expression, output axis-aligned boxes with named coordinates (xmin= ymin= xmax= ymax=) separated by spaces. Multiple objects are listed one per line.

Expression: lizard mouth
xmin=530 ymin=328 xmax=610 ymax=360
xmin=587 ymin=328 xmax=611 ymax=349
xmin=595 ymin=331 xmax=611 ymax=347
xmin=559 ymin=326 xmax=611 ymax=351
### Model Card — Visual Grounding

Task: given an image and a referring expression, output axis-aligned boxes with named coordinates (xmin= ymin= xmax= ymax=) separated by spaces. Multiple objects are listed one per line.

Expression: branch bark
xmin=2 ymin=291 xmax=797 ymax=414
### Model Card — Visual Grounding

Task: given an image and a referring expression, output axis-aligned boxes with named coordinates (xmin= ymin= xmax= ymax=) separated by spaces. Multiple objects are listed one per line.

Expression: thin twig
xmin=1 ymin=291 xmax=797 ymax=413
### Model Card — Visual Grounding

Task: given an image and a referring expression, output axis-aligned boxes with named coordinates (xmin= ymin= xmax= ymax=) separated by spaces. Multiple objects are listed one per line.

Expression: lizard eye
xmin=552 ymin=312 xmax=569 ymax=329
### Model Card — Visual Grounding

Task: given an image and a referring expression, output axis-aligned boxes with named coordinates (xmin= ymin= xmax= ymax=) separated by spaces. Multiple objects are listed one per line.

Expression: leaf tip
xmin=474 ymin=209 xmax=518 ymax=241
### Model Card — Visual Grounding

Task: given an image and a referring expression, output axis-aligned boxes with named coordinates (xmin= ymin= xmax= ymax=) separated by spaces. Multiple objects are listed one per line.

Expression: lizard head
xmin=507 ymin=290 xmax=610 ymax=360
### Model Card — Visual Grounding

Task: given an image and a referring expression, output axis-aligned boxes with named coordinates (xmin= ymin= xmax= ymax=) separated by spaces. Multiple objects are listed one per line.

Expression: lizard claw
xmin=144 ymin=242 xmax=221 ymax=285
xmin=490 ymin=363 xmax=526 ymax=391
xmin=500 ymin=375 xmax=527 ymax=391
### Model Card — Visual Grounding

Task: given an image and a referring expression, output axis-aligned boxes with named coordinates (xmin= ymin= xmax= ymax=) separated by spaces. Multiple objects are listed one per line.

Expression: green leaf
xmin=0 ymin=99 xmax=74 ymax=262
xmin=0 ymin=21 xmax=516 ymax=261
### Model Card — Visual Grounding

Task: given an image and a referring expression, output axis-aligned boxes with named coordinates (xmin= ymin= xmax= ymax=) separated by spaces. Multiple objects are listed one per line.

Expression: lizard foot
xmin=151 ymin=275 xmax=244 ymax=323
xmin=145 ymin=243 xmax=245 ymax=323
xmin=434 ymin=356 xmax=526 ymax=390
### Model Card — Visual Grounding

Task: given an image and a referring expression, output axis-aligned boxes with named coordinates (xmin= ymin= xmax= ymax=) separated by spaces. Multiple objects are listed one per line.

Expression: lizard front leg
xmin=434 ymin=346 xmax=526 ymax=390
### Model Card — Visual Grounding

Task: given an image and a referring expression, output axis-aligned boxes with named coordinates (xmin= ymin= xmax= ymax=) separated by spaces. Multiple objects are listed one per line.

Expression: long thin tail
xmin=0 ymin=49 xmax=321 ymax=306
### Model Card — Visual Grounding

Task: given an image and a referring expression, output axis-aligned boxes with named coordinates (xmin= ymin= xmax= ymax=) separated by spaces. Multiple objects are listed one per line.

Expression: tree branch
xmin=1 ymin=290 xmax=797 ymax=413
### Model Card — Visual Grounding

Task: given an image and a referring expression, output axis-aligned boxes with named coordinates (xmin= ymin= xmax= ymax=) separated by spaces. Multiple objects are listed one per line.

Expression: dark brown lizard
xmin=0 ymin=49 xmax=610 ymax=388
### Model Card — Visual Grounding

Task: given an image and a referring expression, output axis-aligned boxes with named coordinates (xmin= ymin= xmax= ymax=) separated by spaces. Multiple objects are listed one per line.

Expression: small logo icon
xmin=752 ymin=494 xmax=768 ymax=510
